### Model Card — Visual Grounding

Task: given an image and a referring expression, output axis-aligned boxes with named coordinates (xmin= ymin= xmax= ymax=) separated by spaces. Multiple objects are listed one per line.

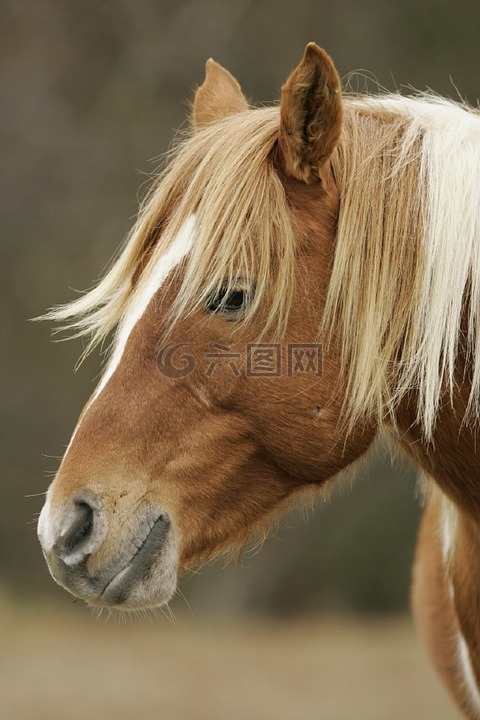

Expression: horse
xmin=37 ymin=43 xmax=480 ymax=718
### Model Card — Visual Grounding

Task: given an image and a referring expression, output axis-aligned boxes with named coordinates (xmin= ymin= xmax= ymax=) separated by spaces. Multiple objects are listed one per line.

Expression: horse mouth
xmin=98 ymin=513 xmax=174 ymax=607
xmin=39 ymin=502 xmax=179 ymax=610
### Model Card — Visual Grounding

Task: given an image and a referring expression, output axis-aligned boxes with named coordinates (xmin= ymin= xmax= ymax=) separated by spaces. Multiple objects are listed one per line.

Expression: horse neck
xmin=394 ymin=366 xmax=480 ymax=521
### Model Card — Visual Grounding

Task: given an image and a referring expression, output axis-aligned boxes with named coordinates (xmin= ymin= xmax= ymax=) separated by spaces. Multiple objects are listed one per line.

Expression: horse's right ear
xmin=193 ymin=59 xmax=248 ymax=128
xmin=278 ymin=44 xmax=342 ymax=183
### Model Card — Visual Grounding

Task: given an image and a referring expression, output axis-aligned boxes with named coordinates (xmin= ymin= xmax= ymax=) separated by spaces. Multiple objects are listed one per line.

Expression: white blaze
xmin=92 ymin=213 xmax=196 ymax=405
xmin=69 ymin=214 xmax=195 ymax=446
xmin=38 ymin=215 xmax=195 ymax=543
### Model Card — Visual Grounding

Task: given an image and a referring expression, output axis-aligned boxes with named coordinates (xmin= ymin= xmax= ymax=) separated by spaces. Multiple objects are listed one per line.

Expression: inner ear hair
xmin=278 ymin=43 xmax=342 ymax=184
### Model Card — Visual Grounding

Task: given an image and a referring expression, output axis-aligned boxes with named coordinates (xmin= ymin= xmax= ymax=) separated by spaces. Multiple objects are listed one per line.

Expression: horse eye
xmin=207 ymin=288 xmax=248 ymax=314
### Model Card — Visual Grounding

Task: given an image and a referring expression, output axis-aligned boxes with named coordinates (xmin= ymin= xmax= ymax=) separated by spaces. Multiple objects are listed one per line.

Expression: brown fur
xmin=39 ymin=44 xmax=480 ymax=718
xmin=48 ymin=140 xmax=375 ymax=572
xmin=397 ymin=365 xmax=480 ymax=717
xmin=412 ymin=495 xmax=474 ymax=717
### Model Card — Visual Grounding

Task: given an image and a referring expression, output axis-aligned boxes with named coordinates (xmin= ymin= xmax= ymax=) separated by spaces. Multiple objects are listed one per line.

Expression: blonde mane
xmin=330 ymin=95 xmax=480 ymax=438
xmin=46 ymin=94 xmax=480 ymax=440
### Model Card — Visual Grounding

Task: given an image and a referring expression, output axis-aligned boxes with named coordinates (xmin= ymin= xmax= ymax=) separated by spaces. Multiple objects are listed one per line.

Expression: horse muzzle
xmin=37 ymin=490 xmax=179 ymax=609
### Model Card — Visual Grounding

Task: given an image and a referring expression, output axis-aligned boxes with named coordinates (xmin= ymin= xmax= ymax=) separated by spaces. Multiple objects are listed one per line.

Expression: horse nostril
xmin=66 ymin=501 xmax=93 ymax=551
xmin=57 ymin=500 xmax=95 ymax=561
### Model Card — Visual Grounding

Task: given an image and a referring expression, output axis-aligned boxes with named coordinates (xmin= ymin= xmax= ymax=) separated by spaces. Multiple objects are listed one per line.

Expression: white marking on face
xmin=37 ymin=487 xmax=55 ymax=551
xmin=92 ymin=213 xmax=197 ymax=404
xmin=66 ymin=214 xmax=196 ymax=450
xmin=38 ymin=215 xmax=195 ymax=546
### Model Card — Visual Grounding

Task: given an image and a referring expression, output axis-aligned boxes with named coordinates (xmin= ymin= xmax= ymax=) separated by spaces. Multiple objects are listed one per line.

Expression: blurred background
xmin=2 ymin=0 xmax=478 ymax=717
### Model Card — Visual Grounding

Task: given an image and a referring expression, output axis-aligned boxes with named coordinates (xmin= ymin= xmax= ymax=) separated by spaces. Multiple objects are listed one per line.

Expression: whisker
xmin=175 ymin=587 xmax=194 ymax=615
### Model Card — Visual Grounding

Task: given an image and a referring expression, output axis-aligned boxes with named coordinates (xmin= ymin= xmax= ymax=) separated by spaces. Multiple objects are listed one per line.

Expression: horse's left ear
xmin=193 ymin=59 xmax=248 ymax=128
xmin=278 ymin=43 xmax=342 ymax=183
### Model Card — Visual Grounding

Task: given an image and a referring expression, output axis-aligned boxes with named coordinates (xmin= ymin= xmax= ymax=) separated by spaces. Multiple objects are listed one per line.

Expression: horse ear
xmin=278 ymin=43 xmax=342 ymax=183
xmin=193 ymin=59 xmax=248 ymax=128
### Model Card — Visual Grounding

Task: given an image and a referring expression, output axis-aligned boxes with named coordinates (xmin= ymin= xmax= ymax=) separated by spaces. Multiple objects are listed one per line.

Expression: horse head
xmin=37 ymin=45 xmax=376 ymax=609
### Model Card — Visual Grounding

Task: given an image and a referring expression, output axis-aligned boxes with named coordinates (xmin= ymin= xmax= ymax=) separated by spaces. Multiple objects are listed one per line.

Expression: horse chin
xmin=87 ymin=566 xmax=179 ymax=612
xmin=64 ymin=544 xmax=180 ymax=612
xmin=90 ymin=536 xmax=180 ymax=611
